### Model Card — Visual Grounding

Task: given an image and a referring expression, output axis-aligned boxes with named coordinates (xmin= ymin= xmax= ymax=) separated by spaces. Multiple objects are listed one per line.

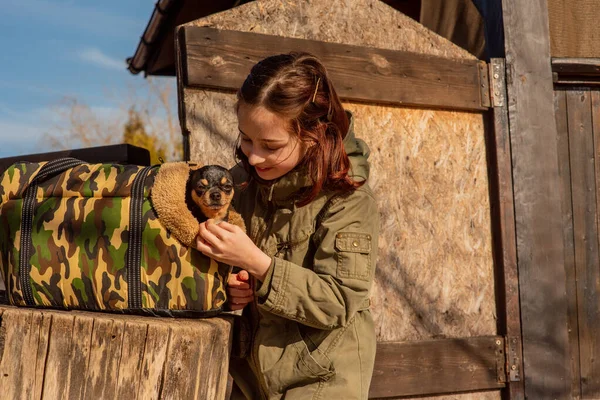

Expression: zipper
xmin=274 ymin=242 xmax=290 ymax=257
xmin=249 ymin=193 xmax=276 ymax=400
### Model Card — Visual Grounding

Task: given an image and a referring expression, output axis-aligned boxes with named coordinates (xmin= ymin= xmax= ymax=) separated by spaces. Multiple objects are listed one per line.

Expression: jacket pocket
xmin=334 ymin=232 xmax=372 ymax=280
xmin=261 ymin=322 xmax=335 ymax=394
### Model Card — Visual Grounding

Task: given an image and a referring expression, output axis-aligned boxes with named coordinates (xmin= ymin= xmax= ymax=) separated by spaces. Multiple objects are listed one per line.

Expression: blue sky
xmin=0 ymin=0 xmax=173 ymax=158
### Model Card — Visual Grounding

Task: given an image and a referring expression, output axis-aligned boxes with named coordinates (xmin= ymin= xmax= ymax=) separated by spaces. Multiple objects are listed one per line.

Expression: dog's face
xmin=189 ymin=165 xmax=234 ymax=220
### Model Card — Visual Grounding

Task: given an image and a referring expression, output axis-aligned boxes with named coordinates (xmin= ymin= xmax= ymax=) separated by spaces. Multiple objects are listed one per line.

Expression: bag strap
xmin=20 ymin=158 xmax=85 ymax=306
xmin=126 ymin=165 xmax=154 ymax=310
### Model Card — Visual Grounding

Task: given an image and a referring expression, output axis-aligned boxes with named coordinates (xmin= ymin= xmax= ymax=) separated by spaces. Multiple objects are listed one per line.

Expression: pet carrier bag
xmin=0 ymin=158 xmax=229 ymax=316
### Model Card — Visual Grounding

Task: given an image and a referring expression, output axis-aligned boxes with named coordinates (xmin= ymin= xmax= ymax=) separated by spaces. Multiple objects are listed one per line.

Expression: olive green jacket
xmin=230 ymin=114 xmax=379 ymax=400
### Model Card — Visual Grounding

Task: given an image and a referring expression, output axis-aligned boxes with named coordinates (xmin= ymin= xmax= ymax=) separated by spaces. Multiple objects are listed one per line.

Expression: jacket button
xmin=352 ymin=241 xmax=359 ymax=247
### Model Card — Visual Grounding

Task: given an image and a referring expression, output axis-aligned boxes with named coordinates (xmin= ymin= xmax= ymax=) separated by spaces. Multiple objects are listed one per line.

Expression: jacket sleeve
xmin=255 ymin=188 xmax=379 ymax=329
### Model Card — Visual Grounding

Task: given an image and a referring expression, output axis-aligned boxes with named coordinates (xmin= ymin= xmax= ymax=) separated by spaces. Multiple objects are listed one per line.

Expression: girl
xmin=196 ymin=52 xmax=379 ymax=400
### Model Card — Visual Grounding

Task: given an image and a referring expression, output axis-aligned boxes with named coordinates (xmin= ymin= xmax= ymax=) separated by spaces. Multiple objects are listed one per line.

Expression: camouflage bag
xmin=0 ymin=158 xmax=229 ymax=316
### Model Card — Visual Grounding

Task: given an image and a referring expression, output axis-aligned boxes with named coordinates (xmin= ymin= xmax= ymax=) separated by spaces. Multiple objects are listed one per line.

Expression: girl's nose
xmin=247 ymin=150 xmax=265 ymax=166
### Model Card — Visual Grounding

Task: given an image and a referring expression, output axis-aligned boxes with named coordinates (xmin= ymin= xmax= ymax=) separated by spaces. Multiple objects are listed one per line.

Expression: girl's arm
xmin=196 ymin=187 xmax=379 ymax=330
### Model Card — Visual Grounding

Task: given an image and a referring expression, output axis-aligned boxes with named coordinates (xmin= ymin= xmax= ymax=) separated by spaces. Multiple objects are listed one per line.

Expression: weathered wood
xmin=83 ymin=318 xmax=125 ymax=399
xmin=116 ymin=321 xmax=149 ymax=399
xmin=42 ymin=312 xmax=76 ymax=399
xmin=555 ymin=88 xmax=582 ymax=400
xmin=0 ymin=306 xmax=233 ymax=400
xmin=181 ymin=26 xmax=489 ymax=112
xmin=33 ymin=313 xmax=52 ymax=400
xmin=501 ymin=0 xmax=571 ymax=397
xmin=137 ymin=323 xmax=170 ymax=399
xmin=552 ymin=58 xmax=600 ymax=85
xmin=67 ymin=315 xmax=94 ymax=400
xmin=487 ymin=58 xmax=525 ymax=400
xmin=175 ymin=26 xmax=191 ymax=160
xmin=368 ymin=336 xmax=505 ymax=398
xmin=576 ymin=88 xmax=600 ymax=397
xmin=0 ymin=308 xmax=40 ymax=399
xmin=161 ymin=324 xmax=206 ymax=399
xmin=553 ymin=58 xmax=600 ymax=75
xmin=195 ymin=319 xmax=234 ymax=399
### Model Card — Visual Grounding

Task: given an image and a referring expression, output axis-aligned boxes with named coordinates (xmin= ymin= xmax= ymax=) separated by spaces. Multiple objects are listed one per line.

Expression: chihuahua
xmin=187 ymin=165 xmax=236 ymax=224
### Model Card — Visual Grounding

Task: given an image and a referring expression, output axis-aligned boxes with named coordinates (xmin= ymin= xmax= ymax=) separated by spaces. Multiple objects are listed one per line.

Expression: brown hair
xmin=236 ymin=52 xmax=363 ymax=206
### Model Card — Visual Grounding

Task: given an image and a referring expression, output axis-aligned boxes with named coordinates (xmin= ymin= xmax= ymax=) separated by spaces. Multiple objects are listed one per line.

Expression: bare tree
xmin=43 ymin=77 xmax=182 ymax=161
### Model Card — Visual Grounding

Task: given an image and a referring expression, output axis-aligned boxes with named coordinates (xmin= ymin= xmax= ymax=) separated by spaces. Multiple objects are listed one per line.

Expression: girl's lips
xmin=255 ymin=167 xmax=272 ymax=172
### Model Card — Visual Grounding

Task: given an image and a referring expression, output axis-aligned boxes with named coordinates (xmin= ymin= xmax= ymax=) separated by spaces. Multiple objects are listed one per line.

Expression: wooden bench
xmin=0 ymin=305 xmax=232 ymax=399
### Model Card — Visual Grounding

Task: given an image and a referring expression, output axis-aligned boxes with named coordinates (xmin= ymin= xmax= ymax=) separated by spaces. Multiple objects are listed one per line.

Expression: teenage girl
xmin=196 ymin=52 xmax=379 ymax=400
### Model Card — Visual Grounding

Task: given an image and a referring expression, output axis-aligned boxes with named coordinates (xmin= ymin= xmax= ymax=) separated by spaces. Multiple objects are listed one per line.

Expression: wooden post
xmin=0 ymin=306 xmax=233 ymax=400
xmin=486 ymin=58 xmax=525 ymax=400
xmin=500 ymin=0 xmax=571 ymax=398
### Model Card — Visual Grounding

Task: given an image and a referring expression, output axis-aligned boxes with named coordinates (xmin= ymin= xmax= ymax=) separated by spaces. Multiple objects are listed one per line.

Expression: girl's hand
xmin=196 ymin=220 xmax=271 ymax=281
xmin=227 ymin=270 xmax=253 ymax=311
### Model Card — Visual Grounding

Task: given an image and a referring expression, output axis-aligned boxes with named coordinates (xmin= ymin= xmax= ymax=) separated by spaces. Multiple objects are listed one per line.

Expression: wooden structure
xmin=0 ymin=305 xmax=233 ymax=399
xmin=37 ymin=0 xmax=600 ymax=399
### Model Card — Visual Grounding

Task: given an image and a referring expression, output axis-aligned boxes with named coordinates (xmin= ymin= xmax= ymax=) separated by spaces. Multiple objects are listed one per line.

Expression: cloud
xmin=78 ymin=48 xmax=126 ymax=71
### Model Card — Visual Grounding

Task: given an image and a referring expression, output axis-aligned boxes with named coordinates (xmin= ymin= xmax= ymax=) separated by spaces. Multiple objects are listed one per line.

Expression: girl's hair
xmin=236 ymin=52 xmax=364 ymax=206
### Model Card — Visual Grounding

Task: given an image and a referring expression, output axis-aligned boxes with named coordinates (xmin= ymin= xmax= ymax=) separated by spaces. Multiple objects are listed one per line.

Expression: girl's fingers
xmin=229 ymin=296 xmax=254 ymax=305
xmin=217 ymin=221 xmax=238 ymax=233
xmin=228 ymin=287 xmax=253 ymax=297
xmin=198 ymin=225 xmax=221 ymax=247
xmin=228 ymin=273 xmax=250 ymax=288
xmin=228 ymin=281 xmax=250 ymax=290
xmin=237 ymin=270 xmax=250 ymax=281
xmin=205 ymin=220 xmax=227 ymax=239
xmin=196 ymin=239 xmax=214 ymax=255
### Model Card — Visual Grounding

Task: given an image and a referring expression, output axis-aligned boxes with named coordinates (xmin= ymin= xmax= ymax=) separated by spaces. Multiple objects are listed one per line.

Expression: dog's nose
xmin=210 ymin=191 xmax=222 ymax=202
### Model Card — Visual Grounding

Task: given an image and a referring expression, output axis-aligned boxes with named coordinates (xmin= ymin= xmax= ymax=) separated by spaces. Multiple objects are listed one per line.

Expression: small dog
xmin=187 ymin=165 xmax=236 ymax=224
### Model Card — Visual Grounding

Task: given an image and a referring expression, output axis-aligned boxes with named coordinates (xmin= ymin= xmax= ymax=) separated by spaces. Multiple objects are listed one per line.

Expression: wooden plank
xmin=582 ymin=89 xmax=600 ymax=398
xmin=193 ymin=319 xmax=233 ymax=400
xmin=175 ymin=25 xmax=191 ymax=161
xmin=0 ymin=308 xmax=44 ymax=400
xmin=0 ymin=306 xmax=233 ymax=400
xmin=181 ymin=26 xmax=488 ymax=112
xmin=555 ymin=88 xmax=582 ymax=400
xmin=161 ymin=324 xmax=206 ymax=399
xmin=501 ymin=0 xmax=571 ymax=398
xmin=368 ymin=336 xmax=505 ymax=398
xmin=567 ymin=89 xmax=600 ymax=397
xmin=137 ymin=323 xmax=170 ymax=399
xmin=487 ymin=58 xmax=525 ymax=400
xmin=553 ymin=58 xmax=600 ymax=76
xmin=116 ymin=321 xmax=149 ymax=399
xmin=83 ymin=318 xmax=125 ymax=399
xmin=66 ymin=315 xmax=94 ymax=400
xmin=42 ymin=313 xmax=76 ymax=399
xmin=33 ymin=312 xmax=52 ymax=400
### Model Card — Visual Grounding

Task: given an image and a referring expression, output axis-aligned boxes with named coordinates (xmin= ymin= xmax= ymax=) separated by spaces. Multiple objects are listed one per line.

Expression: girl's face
xmin=237 ymin=102 xmax=306 ymax=181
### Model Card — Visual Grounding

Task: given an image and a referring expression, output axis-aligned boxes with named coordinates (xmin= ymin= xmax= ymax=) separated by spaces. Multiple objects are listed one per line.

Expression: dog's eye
xmin=222 ymin=184 xmax=233 ymax=192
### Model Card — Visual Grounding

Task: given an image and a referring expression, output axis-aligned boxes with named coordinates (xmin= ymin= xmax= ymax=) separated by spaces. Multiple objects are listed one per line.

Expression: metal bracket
xmin=506 ymin=336 xmax=522 ymax=382
xmin=479 ymin=61 xmax=491 ymax=108
xmin=495 ymin=337 xmax=507 ymax=383
xmin=489 ymin=59 xmax=506 ymax=108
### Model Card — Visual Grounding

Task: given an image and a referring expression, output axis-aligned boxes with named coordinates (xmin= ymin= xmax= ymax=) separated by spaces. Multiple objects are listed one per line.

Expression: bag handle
xmin=30 ymin=157 xmax=86 ymax=185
